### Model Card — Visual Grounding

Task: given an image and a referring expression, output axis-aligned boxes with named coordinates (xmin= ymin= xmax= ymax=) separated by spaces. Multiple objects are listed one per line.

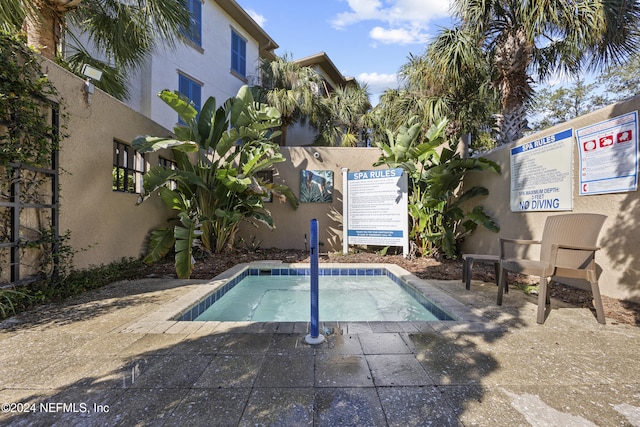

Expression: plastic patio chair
xmin=496 ymin=213 xmax=607 ymax=324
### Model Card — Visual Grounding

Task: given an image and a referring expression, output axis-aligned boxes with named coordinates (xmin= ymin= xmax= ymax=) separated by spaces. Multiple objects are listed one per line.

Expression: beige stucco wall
xmin=45 ymin=59 xmax=174 ymax=270
xmin=461 ymin=96 xmax=640 ymax=302
xmin=236 ymin=147 xmax=383 ymax=251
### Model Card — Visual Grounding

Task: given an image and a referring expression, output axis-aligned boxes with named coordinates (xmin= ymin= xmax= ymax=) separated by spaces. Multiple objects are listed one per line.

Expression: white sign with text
xmin=343 ymin=168 xmax=408 ymax=256
xmin=510 ymin=129 xmax=574 ymax=212
xmin=576 ymin=111 xmax=639 ymax=195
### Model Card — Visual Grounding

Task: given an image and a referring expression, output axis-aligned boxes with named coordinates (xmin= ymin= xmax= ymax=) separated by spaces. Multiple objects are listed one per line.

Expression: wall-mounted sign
xmin=576 ymin=111 xmax=639 ymax=195
xmin=342 ymin=168 xmax=408 ymax=257
xmin=510 ymin=128 xmax=573 ymax=212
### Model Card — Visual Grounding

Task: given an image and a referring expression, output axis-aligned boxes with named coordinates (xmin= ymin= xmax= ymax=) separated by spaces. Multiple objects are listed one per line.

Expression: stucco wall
xmin=236 ymin=147 xmax=384 ymax=251
xmin=45 ymin=60 xmax=174 ymax=270
xmin=461 ymin=96 xmax=640 ymax=302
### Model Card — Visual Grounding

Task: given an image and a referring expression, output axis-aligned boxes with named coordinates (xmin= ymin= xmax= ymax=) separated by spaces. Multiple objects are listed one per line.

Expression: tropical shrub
xmin=133 ymin=86 xmax=298 ymax=278
xmin=374 ymin=116 xmax=500 ymax=258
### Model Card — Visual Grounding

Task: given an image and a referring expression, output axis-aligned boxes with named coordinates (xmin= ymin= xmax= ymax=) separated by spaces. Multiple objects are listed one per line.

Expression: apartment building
xmin=68 ymin=0 xmax=352 ymax=145
xmin=106 ymin=0 xmax=277 ymax=131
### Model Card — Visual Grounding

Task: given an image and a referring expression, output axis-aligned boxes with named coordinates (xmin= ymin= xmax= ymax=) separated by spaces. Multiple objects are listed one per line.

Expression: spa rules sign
xmin=342 ymin=168 xmax=409 ymax=257
xmin=510 ymin=129 xmax=574 ymax=212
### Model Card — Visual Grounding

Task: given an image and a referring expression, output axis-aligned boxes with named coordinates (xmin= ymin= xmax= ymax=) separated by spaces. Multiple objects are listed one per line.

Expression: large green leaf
xmin=173 ymin=126 xmax=194 ymax=142
xmin=143 ymin=227 xmax=175 ymax=264
xmin=249 ymin=210 xmax=275 ymax=228
xmin=141 ymin=166 xmax=209 ymax=201
xmin=174 ymin=213 xmax=197 ymax=279
xmin=440 ymin=229 xmax=457 ymax=258
xmin=159 ymin=90 xmax=198 ymax=125
xmin=425 ymin=118 xmax=447 ymax=142
xmin=217 ymin=169 xmax=251 ymax=192
xmin=465 ymin=206 xmax=500 ymax=233
xmin=451 ymin=186 xmax=489 ymax=207
xmin=268 ymin=183 xmax=299 ymax=208
xmin=197 ymin=96 xmax=217 ymax=146
xmin=132 ymin=135 xmax=197 ymax=153
xmin=241 ymin=146 xmax=285 ymax=176
xmin=477 ymin=157 xmax=501 ymax=173
xmin=214 ymin=208 xmax=243 ymax=223
xmin=216 ymin=128 xmax=240 ymax=157
xmin=198 ymin=98 xmax=230 ymax=152
xmin=157 ymin=187 xmax=191 ymax=212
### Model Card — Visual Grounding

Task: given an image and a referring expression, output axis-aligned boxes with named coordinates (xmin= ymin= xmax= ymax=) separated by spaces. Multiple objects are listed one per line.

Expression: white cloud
xmin=357 ymin=72 xmax=399 ymax=101
xmin=245 ymin=9 xmax=266 ymax=28
xmin=369 ymin=26 xmax=431 ymax=45
xmin=332 ymin=0 xmax=386 ymax=28
xmin=389 ymin=0 xmax=451 ymax=23
xmin=331 ymin=0 xmax=451 ymax=46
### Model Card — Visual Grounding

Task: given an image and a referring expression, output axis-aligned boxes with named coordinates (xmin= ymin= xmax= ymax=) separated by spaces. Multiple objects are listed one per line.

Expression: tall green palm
xmin=0 ymin=0 xmax=35 ymax=31
xmin=419 ymin=29 xmax=500 ymax=150
xmin=369 ymin=45 xmax=497 ymax=153
xmin=432 ymin=0 xmax=640 ymax=144
xmin=252 ymin=55 xmax=323 ymax=145
xmin=367 ymin=88 xmax=442 ymax=147
xmin=313 ymin=83 xmax=372 ymax=146
xmin=2 ymin=0 xmax=189 ymax=100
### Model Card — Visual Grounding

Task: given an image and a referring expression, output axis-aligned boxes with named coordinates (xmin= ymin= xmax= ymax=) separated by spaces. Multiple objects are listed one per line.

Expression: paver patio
xmin=1 ymin=274 xmax=639 ymax=426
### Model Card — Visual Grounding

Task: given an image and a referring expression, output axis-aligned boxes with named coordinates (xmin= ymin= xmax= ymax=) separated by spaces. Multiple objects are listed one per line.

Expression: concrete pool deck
xmin=1 ymin=269 xmax=639 ymax=426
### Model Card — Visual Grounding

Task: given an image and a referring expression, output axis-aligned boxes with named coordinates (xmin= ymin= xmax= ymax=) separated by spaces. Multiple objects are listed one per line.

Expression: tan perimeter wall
xmin=461 ymin=96 xmax=640 ymax=302
xmin=237 ymin=147 xmax=384 ymax=252
xmin=46 ymin=60 xmax=174 ymax=270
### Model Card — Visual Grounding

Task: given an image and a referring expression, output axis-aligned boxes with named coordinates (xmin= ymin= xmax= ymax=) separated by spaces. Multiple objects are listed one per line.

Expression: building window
xmin=159 ymin=156 xmax=178 ymax=190
xmin=113 ymin=141 xmax=145 ymax=193
xmin=183 ymin=0 xmax=202 ymax=46
xmin=178 ymin=73 xmax=202 ymax=124
xmin=231 ymin=29 xmax=246 ymax=78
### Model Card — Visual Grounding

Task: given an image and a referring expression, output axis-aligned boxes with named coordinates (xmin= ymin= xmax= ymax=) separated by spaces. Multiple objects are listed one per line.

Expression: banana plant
xmin=375 ymin=116 xmax=500 ymax=258
xmin=133 ymin=86 xmax=298 ymax=278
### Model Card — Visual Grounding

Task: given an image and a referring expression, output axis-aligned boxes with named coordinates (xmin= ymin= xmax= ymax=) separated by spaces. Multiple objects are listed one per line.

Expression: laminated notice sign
xmin=343 ymin=168 xmax=408 ymax=256
xmin=576 ymin=111 xmax=639 ymax=195
xmin=510 ymin=129 xmax=573 ymax=212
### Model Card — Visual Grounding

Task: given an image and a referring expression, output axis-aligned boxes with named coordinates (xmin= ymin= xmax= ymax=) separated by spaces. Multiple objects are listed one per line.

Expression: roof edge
xmin=294 ymin=52 xmax=352 ymax=87
xmin=214 ymin=0 xmax=278 ymax=60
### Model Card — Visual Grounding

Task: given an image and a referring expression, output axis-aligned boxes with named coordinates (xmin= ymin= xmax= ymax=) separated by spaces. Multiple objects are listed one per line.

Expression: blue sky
xmin=235 ymin=0 xmax=453 ymax=105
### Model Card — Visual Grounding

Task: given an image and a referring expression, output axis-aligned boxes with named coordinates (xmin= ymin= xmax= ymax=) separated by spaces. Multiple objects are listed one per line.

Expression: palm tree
xmin=369 ymin=45 xmax=498 ymax=153
xmin=432 ymin=0 xmax=640 ymax=144
xmin=313 ymin=82 xmax=372 ymax=146
xmin=418 ymin=29 xmax=500 ymax=150
xmin=367 ymin=88 xmax=438 ymax=147
xmin=2 ymin=0 xmax=189 ymax=100
xmin=251 ymin=55 xmax=323 ymax=146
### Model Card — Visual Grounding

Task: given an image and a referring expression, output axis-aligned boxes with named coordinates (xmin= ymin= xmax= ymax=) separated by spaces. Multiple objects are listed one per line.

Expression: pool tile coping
xmin=119 ymin=262 xmax=491 ymax=335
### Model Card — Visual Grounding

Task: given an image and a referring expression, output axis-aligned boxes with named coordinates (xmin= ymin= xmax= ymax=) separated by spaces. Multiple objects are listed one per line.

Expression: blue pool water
xmin=179 ymin=268 xmax=454 ymax=322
